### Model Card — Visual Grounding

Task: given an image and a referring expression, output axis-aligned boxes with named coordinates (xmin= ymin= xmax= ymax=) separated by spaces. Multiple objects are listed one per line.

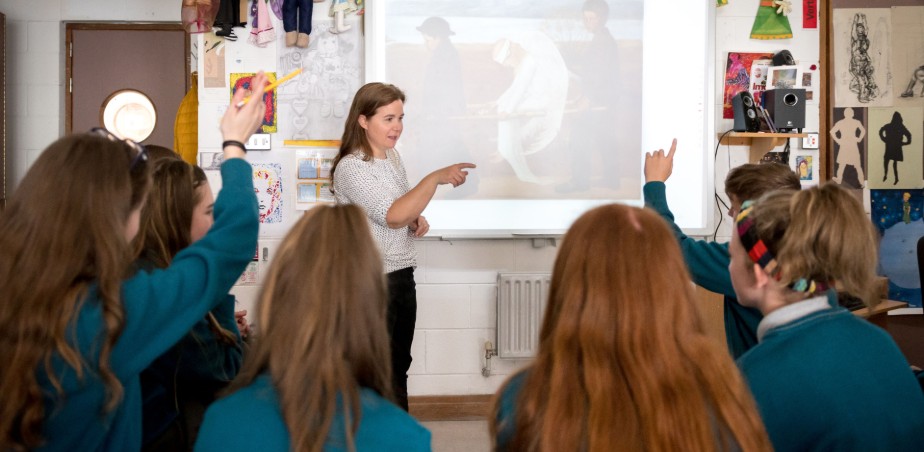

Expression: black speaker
xmin=732 ymin=91 xmax=761 ymax=132
xmin=762 ymin=88 xmax=806 ymax=132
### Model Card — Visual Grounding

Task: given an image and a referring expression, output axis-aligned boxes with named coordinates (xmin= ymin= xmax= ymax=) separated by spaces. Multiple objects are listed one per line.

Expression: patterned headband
xmin=735 ymin=200 xmax=829 ymax=295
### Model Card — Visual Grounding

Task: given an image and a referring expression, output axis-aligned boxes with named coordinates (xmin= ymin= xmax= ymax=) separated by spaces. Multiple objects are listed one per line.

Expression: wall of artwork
xmin=826 ymin=0 xmax=924 ymax=312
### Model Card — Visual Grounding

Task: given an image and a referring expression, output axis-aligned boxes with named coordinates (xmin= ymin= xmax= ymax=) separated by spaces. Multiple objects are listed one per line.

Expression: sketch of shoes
xmin=333 ymin=102 xmax=345 ymax=118
xmin=321 ymin=101 xmax=332 ymax=118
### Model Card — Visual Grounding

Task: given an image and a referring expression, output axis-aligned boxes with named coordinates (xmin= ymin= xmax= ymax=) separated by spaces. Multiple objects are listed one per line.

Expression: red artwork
xmin=722 ymin=52 xmax=774 ymax=119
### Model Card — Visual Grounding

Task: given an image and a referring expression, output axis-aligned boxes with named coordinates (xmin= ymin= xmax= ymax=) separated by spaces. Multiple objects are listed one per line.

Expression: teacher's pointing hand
xmin=435 ymin=163 xmax=477 ymax=187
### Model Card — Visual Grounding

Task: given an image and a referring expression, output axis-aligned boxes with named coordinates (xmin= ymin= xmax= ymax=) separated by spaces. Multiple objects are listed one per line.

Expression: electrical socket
xmin=802 ymin=132 xmax=819 ymax=149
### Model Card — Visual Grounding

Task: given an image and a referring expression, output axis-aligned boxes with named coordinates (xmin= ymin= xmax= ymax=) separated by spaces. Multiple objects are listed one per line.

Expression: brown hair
xmin=724 ymin=162 xmax=800 ymax=203
xmin=0 ymin=134 xmax=150 ymax=450
xmin=330 ymin=82 xmax=406 ymax=189
xmin=741 ymin=184 xmax=879 ymax=306
xmin=133 ymin=158 xmax=238 ymax=346
xmin=491 ymin=204 xmax=771 ymax=452
xmin=226 ymin=204 xmax=393 ymax=452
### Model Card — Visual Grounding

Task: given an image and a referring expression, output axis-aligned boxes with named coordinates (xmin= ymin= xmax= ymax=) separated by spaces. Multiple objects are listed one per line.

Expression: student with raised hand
xmin=133 ymin=159 xmax=245 ymax=451
xmin=729 ymin=184 xmax=924 ymax=451
xmin=0 ymin=72 xmax=268 ymax=451
xmin=644 ymin=139 xmax=800 ymax=358
xmin=491 ymin=204 xmax=772 ymax=452
xmin=331 ymin=82 xmax=475 ymax=411
xmin=194 ymin=204 xmax=430 ymax=452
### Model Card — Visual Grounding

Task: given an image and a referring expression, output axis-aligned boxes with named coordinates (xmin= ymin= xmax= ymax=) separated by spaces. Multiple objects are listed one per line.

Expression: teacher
xmin=331 ymin=82 xmax=475 ymax=410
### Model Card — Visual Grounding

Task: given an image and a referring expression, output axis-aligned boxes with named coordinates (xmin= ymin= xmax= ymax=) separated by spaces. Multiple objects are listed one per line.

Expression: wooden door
xmin=65 ymin=23 xmax=189 ymax=146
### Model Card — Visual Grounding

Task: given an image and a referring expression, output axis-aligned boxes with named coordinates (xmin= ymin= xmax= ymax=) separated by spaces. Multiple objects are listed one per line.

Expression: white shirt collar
xmin=756 ymin=295 xmax=830 ymax=342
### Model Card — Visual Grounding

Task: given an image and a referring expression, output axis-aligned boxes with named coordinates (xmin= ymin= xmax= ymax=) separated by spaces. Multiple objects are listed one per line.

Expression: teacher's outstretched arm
xmin=385 ymin=163 xmax=476 ymax=229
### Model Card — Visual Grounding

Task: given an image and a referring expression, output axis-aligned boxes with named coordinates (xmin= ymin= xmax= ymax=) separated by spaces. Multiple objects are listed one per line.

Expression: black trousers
xmin=386 ymin=267 xmax=417 ymax=411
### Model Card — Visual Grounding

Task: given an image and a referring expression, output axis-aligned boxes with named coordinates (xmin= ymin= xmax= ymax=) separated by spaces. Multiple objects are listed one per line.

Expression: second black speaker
xmin=732 ymin=91 xmax=760 ymax=132
xmin=762 ymin=88 xmax=806 ymax=132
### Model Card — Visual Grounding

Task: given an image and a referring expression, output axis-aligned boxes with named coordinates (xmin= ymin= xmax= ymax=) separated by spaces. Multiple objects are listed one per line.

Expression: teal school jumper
xmin=37 ymin=159 xmax=258 ymax=451
xmin=738 ymin=293 xmax=924 ymax=451
xmin=194 ymin=374 xmax=432 ymax=451
xmin=493 ymin=371 xmax=527 ymax=451
xmin=644 ymin=181 xmax=762 ymax=358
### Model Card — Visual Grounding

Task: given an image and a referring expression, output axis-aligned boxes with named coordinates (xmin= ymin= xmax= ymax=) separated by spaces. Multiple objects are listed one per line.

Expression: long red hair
xmin=492 ymin=204 xmax=771 ymax=452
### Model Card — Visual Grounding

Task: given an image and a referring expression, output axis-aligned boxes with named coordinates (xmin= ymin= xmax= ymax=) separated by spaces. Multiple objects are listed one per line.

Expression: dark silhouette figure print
xmin=879 ymin=111 xmax=912 ymax=185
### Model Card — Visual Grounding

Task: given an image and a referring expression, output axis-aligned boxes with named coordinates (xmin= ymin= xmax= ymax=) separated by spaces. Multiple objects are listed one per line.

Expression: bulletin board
xmin=823 ymin=0 xmax=924 ymax=310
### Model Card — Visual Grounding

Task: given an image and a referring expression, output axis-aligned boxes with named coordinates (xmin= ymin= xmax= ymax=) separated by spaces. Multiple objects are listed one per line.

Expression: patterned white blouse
xmin=333 ymin=149 xmax=416 ymax=273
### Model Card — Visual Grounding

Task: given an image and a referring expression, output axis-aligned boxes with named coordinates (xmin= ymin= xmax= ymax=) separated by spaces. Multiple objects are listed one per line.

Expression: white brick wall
xmin=2 ymin=1 xmax=820 ymax=397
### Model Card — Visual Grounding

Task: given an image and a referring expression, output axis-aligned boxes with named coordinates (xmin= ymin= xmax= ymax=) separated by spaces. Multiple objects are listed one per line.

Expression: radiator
xmin=496 ymin=272 xmax=551 ymax=358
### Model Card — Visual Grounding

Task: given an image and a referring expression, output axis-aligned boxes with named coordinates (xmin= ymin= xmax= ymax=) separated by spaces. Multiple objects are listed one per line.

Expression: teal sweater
xmin=194 ymin=374 xmax=431 ymax=451
xmin=644 ymin=181 xmax=762 ymax=358
xmin=738 ymin=294 xmax=924 ymax=451
xmin=37 ymin=159 xmax=258 ymax=451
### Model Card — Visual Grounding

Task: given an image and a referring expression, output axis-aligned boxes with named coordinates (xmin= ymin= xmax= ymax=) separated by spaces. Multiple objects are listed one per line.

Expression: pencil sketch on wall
xmin=833 ymin=8 xmax=892 ymax=108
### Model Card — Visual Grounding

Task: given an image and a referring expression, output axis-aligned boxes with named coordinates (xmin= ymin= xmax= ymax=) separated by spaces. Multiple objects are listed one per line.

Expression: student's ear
xmin=358 ymin=114 xmax=369 ymax=130
xmin=752 ymin=263 xmax=771 ymax=289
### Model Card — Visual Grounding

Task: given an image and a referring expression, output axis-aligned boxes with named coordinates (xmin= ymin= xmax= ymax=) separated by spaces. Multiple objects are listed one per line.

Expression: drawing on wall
xmin=833 ymin=8 xmax=892 ymax=107
xmin=203 ymin=32 xmax=227 ymax=88
xmin=871 ymin=189 xmax=924 ymax=308
xmin=867 ymin=107 xmax=923 ymax=189
xmin=237 ymin=261 xmax=259 ymax=285
xmin=723 ymin=52 xmax=774 ymax=119
xmin=795 ymin=155 xmax=813 ymax=181
xmin=276 ymin=19 xmax=362 ymax=140
xmin=230 ymin=72 xmax=278 ymax=133
xmin=252 ymin=163 xmax=283 ymax=223
xmin=891 ymin=6 xmax=924 ymax=102
xmin=199 ymin=151 xmax=224 ymax=170
xmin=830 ymin=107 xmax=867 ymax=189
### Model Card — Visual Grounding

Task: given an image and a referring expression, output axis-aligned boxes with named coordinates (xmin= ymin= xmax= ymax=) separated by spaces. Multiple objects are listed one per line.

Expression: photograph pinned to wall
xmin=871 ymin=188 xmax=924 ymax=310
xmin=798 ymin=63 xmax=818 ymax=102
xmin=252 ymin=163 xmax=284 ymax=223
xmin=749 ymin=58 xmax=773 ymax=108
xmin=230 ymin=72 xmax=278 ymax=133
xmin=295 ymin=147 xmax=337 ymax=179
xmin=766 ymin=65 xmax=799 ymax=89
xmin=276 ymin=18 xmax=363 ymax=141
xmin=237 ymin=261 xmax=259 ymax=285
xmin=891 ymin=6 xmax=924 ymax=105
xmin=794 ymin=154 xmax=814 ymax=183
xmin=866 ymin=107 xmax=923 ymax=189
xmin=199 ymin=151 xmax=224 ymax=170
xmin=830 ymin=107 xmax=868 ymax=189
xmin=833 ymin=8 xmax=893 ymax=107
xmin=723 ymin=52 xmax=774 ymax=119
xmin=203 ymin=32 xmax=227 ymax=88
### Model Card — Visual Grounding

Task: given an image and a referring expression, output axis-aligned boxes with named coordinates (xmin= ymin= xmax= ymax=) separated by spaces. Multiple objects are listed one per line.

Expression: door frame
xmin=64 ymin=22 xmax=190 ymax=134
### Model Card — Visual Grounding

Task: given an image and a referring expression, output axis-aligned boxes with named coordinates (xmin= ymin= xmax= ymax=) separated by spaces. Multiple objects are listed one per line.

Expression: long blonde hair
xmin=743 ymin=183 xmax=879 ymax=306
xmin=492 ymin=204 xmax=771 ymax=452
xmin=0 ymin=134 xmax=150 ymax=450
xmin=227 ymin=204 xmax=393 ymax=452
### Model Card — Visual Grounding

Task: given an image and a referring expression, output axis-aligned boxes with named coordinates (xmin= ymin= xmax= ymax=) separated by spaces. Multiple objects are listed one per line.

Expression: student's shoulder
xmin=356 ymin=389 xmax=431 ymax=450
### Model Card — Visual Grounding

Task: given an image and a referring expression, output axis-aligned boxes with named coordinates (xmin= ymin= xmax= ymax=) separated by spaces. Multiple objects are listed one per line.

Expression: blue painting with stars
xmin=871 ymin=189 xmax=924 ymax=308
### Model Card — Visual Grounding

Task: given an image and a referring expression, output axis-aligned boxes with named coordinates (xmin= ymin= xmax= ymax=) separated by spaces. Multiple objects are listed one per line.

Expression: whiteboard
xmin=365 ymin=0 xmax=715 ymax=237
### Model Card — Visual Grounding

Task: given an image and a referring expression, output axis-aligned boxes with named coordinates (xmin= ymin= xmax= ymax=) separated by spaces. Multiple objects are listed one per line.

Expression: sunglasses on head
xmin=89 ymin=127 xmax=149 ymax=170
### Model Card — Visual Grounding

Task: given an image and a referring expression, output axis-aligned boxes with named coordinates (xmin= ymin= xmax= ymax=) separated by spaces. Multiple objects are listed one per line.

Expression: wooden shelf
xmin=853 ymin=299 xmax=908 ymax=319
xmin=719 ymin=132 xmax=808 ymax=163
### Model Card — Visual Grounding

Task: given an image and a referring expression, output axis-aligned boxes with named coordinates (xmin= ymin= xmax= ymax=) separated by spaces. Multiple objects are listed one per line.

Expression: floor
xmin=423 ymin=420 xmax=491 ymax=452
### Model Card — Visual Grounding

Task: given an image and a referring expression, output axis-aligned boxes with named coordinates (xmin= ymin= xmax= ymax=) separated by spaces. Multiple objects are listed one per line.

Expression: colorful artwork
xmin=871 ymin=189 xmax=924 ymax=308
xmin=723 ymin=52 xmax=774 ymax=119
xmin=230 ymin=72 xmax=278 ymax=133
xmin=252 ymin=163 xmax=283 ymax=223
xmin=795 ymin=155 xmax=813 ymax=181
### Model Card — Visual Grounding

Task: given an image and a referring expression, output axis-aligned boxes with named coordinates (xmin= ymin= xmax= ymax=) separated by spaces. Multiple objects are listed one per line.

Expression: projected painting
xmin=381 ymin=0 xmax=643 ymax=201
